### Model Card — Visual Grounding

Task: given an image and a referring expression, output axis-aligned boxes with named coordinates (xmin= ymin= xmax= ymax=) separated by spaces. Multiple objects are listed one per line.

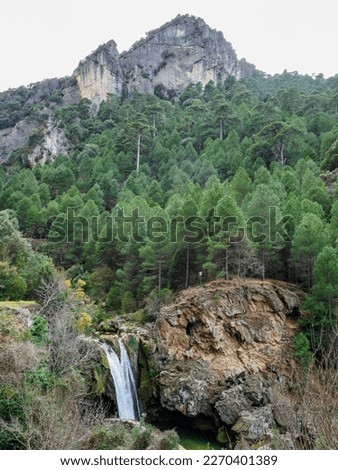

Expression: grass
xmin=0 ymin=300 xmax=37 ymax=309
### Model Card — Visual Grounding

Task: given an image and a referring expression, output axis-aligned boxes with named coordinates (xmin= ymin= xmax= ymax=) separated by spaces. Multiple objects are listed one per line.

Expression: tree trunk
xmin=158 ymin=261 xmax=162 ymax=290
xmin=185 ymin=243 xmax=190 ymax=289
xmin=224 ymin=250 xmax=228 ymax=280
xmin=153 ymin=115 xmax=156 ymax=138
xmin=136 ymin=134 xmax=141 ymax=173
xmin=280 ymin=142 xmax=286 ymax=165
xmin=262 ymin=249 xmax=265 ymax=280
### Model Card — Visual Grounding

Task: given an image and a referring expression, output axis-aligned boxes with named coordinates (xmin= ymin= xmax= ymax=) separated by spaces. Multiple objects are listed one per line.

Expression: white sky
xmin=1 ymin=0 xmax=337 ymax=92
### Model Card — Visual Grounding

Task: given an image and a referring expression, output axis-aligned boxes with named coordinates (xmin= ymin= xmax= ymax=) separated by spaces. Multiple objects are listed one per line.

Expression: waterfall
xmin=101 ymin=339 xmax=140 ymax=420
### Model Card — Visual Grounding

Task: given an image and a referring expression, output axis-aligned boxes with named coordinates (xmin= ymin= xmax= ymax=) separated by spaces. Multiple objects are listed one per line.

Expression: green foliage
xmin=293 ymin=332 xmax=313 ymax=370
xmin=25 ymin=361 xmax=53 ymax=390
xmin=299 ymin=246 xmax=338 ymax=353
xmin=1 ymin=74 xmax=338 ymax=350
xmin=127 ymin=309 xmax=147 ymax=324
xmin=121 ymin=292 xmax=137 ymax=314
xmin=85 ymin=424 xmax=126 ymax=450
xmin=158 ymin=429 xmax=180 ymax=450
xmin=0 ymin=384 xmax=25 ymax=449
xmin=0 ymin=262 xmax=27 ymax=300
xmin=93 ymin=364 xmax=107 ymax=395
xmin=29 ymin=316 xmax=50 ymax=346
xmin=0 ymin=311 xmax=23 ymax=342
xmin=84 ymin=420 xmax=178 ymax=450
xmin=0 ymin=384 xmax=24 ymax=422
xmin=130 ymin=420 xmax=154 ymax=450
xmin=147 ymin=287 xmax=172 ymax=301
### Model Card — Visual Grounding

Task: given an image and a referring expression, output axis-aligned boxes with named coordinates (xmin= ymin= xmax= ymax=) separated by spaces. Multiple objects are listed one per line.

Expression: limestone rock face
xmin=119 ymin=15 xmax=255 ymax=97
xmin=0 ymin=15 xmax=256 ymax=164
xmin=72 ymin=14 xmax=256 ymax=102
xmin=151 ymin=279 xmax=302 ymax=436
xmin=26 ymin=111 xmax=71 ymax=166
xmin=73 ymin=40 xmax=124 ymax=108
xmin=0 ymin=77 xmax=79 ymax=165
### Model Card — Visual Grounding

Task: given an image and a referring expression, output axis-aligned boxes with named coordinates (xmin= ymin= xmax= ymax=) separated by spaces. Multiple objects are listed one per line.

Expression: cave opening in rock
xmin=147 ymin=407 xmax=234 ymax=449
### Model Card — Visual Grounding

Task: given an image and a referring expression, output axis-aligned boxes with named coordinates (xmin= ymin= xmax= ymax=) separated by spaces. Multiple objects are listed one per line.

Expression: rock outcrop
xmin=0 ymin=77 xmax=79 ymax=165
xmin=73 ymin=15 xmax=255 ymax=102
xmin=146 ymin=279 xmax=302 ymax=446
xmin=73 ymin=40 xmax=124 ymax=108
xmin=118 ymin=15 xmax=255 ymax=97
xmin=0 ymin=15 xmax=256 ymax=165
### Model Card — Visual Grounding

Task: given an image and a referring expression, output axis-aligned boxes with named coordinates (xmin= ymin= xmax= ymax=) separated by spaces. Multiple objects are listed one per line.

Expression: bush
xmin=0 ymin=312 xmax=23 ymax=343
xmin=158 ymin=429 xmax=180 ymax=450
xmin=121 ymin=292 xmax=136 ymax=314
xmin=0 ymin=262 xmax=27 ymax=300
xmin=293 ymin=333 xmax=313 ymax=370
xmin=130 ymin=422 xmax=154 ymax=450
xmin=75 ymin=312 xmax=93 ymax=334
xmin=20 ymin=253 xmax=54 ymax=297
xmin=25 ymin=361 xmax=53 ymax=391
xmin=84 ymin=424 xmax=126 ymax=450
xmin=87 ymin=266 xmax=114 ymax=301
xmin=28 ymin=128 xmax=43 ymax=147
xmin=0 ymin=384 xmax=25 ymax=449
xmin=29 ymin=316 xmax=50 ymax=346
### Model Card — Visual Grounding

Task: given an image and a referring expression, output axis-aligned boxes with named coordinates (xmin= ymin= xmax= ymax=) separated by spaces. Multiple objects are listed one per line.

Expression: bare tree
xmin=227 ymin=240 xmax=264 ymax=279
xmin=0 ymin=380 xmax=106 ymax=449
xmin=272 ymin=348 xmax=338 ymax=450
xmin=0 ymin=272 xmax=108 ymax=449
xmin=36 ymin=273 xmax=101 ymax=375
xmin=37 ymin=274 xmax=68 ymax=318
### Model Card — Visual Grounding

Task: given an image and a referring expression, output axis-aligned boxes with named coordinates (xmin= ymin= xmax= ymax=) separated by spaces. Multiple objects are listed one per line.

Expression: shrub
xmin=75 ymin=312 xmax=93 ymax=334
xmin=0 ymin=312 xmax=23 ymax=343
xmin=0 ymin=262 xmax=27 ymax=300
xmin=121 ymin=292 xmax=136 ymax=314
xmin=28 ymin=128 xmax=43 ymax=147
xmin=84 ymin=424 xmax=126 ymax=450
xmin=87 ymin=267 xmax=114 ymax=301
xmin=20 ymin=252 xmax=54 ymax=297
xmin=29 ymin=316 xmax=49 ymax=346
xmin=130 ymin=422 xmax=154 ymax=450
xmin=293 ymin=333 xmax=313 ymax=370
xmin=25 ymin=361 xmax=52 ymax=391
xmin=158 ymin=429 xmax=180 ymax=450
xmin=0 ymin=384 xmax=25 ymax=449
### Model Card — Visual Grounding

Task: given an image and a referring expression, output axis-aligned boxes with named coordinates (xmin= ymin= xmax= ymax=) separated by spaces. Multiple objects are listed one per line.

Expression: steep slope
xmin=0 ymin=14 xmax=256 ymax=165
xmin=73 ymin=14 xmax=256 ymax=102
xmin=131 ymin=278 xmax=306 ymax=448
xmin=118 ymin=14 xmax=255 ymax=97
xmin=0 ymin=77 xmax=79 ymax=165
xmin=73 ymin=40 xmax=124 ymax=107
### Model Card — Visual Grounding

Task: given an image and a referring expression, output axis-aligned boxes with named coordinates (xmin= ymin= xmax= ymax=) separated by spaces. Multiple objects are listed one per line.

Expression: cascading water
xmin=101 ymin=339 xmax=140 ymax=420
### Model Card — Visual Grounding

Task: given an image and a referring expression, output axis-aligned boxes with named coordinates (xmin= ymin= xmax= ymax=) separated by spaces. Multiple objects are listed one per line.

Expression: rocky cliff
xmin=136 ymin=279 xmax=304 ymax=448
xmin=73 ymin=40 xmax=123 ymax=108
xmin=0 ymin=15 xmax=256 ymax=164
xmin=117 ymin=15 xmax=255 ymax=98
xmin=73 ymin=15 xmax=255 ymax=102
xmin=0 ymin=77 xmax=79 ymax=165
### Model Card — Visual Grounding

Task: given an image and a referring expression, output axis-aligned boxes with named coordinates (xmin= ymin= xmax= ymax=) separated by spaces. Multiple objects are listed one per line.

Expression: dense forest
xmin=1 ymin=70 xmax=338 ymax=449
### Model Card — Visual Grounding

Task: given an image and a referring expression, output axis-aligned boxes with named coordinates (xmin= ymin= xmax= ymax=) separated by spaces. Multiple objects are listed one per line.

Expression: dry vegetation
xmin=272 ymin=350 xmax=338 ymax=450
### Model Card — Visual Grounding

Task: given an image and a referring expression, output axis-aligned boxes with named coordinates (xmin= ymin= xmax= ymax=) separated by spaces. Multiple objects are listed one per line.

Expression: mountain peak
xmin=73 ymin=15 xmax=256 ymax=103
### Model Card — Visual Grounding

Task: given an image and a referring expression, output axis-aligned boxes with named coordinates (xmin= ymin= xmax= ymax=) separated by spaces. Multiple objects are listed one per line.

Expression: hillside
xmin=0 ymin=14 xmax=337 ymax=451
xmin=0 ymin=15 xmax=255 ymax=165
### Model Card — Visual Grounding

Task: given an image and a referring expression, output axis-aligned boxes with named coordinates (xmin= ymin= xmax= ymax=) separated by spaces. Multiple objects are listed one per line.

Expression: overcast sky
xmin=1 ymin=0 xmax=337 ymax=92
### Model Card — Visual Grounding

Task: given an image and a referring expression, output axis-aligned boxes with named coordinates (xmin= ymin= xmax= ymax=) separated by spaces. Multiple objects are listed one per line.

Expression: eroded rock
xmin=150 ymin=279 xmax=302 ymax=445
